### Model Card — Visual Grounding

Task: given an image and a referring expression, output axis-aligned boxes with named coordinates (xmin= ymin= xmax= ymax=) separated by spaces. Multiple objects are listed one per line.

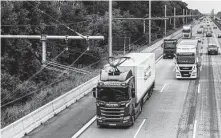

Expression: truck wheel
xmin=97 ymin=123 xmax=103 ymax=128
xmin=163 ymin=56 xmax=166 ymax=59
xmin=140 ymin=102 xmax=143 ymax=112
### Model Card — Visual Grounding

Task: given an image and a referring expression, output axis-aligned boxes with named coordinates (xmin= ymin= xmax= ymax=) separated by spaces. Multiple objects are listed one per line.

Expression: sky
xmin=183 ymin=0 xmax=221 ymax=14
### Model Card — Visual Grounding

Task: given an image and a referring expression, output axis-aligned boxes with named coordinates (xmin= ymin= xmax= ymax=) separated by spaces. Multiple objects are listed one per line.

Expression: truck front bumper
xmin=164 ymin=53 xmax=174 ymax=58
xmin=96 ymin=117 xmax=132 ymax=127
xmin=176 ymin=71 xmax=197 ymax=79
xmin=208 ymin=50 xmax=218 ymax=54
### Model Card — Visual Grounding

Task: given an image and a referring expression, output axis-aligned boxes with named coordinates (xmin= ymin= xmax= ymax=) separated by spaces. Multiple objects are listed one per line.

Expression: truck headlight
xmin=125 ymin=102 xmax=130 ymax=107
xmin=123 ymin=116 xmax=130 ymax=120
xmin=97 ymin=116 xmax=102 ymax=119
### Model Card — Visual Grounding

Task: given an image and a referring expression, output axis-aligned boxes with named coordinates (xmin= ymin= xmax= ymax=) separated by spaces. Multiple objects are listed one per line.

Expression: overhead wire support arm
xmin=0 ymin=35 xmax=104 ymax=40
xmin=113 ymin=17 xmax=169 ymax=20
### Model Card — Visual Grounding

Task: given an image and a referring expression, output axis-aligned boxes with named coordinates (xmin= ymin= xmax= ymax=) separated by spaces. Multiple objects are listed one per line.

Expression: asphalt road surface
xmin=24 ymin=20 xmax=221 ymax=138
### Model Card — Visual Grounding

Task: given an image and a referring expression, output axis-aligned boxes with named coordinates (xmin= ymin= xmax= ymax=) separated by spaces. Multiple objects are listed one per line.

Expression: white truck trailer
xmin=175 ymin=40 xmax=199 ymax=79
xmin=93 ymin=53 xmax=155 ymax=127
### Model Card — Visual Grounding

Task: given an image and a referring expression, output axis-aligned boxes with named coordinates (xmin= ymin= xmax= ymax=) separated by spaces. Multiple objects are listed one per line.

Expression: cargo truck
xmin=182 ymin=25 xmax=192 ymax=39
xmin=162 ymin=39 xmax=177 ymax=59
xmin=175 ymin=40 xmax=199 ymax=79
xmin=93 ymin=53 xmax=155 ymax=127
xmin=207 ymin=43 xmax=219 ymax=55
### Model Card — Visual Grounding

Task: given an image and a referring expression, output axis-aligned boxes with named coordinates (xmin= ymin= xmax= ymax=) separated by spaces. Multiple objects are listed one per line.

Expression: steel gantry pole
xmin=165 ymin=5 xmax=167 ymax=36
xmin=174 ymin=7 xmax=176 ymax=29
xmin=190 ymin=11 xmax=191 ymax=21
xmin=183 ymin=9 xmax=185 ymax=24
xmin=149 ymin=0 xmax=151 ymax=44
xmin=41 ymin=35 xmax=47 ymax=63
xmin=109 ymin=0 xmax=112 ymax=57
xmin=143 ymin=20 xmax=146 ymax=34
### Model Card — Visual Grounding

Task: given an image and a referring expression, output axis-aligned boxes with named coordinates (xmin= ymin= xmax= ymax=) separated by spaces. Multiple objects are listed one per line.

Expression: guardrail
xmin=212 ymin=19 xmax=221 ymax=30
xmin=1 ymin=28 xmax=182 ymax=138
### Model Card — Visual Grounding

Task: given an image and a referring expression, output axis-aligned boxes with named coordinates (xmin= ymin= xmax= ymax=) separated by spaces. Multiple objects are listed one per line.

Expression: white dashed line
xmin=133 ymin=119 xmax=146 ymax=138
xmin=193 ymin=120 xmax=198 ymax=138
xmin=71 ymin=116 xmax=96 ymax=138
xmin=198 ymin=84 xmax=200 ymax=94
xmin=160 ymin=84 xmax=167 ymax=92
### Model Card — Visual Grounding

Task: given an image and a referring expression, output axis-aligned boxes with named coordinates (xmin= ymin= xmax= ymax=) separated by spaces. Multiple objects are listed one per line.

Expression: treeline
xmin=1 ymin=1 xmax=197 ymax=126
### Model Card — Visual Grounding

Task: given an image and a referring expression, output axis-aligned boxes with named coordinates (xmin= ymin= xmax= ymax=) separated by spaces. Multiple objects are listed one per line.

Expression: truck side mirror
xmin=92 ymin=87 xmax=97 ymax=98
xmin=131 ymin=88 xmax=135 ymax=98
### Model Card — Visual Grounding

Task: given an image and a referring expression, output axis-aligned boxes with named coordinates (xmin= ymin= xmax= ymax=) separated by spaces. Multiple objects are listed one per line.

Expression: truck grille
xmin=181 ymin=71 xmax=191 ymax=77
xmin=100 ymin=107 xmax=124 ymax=119
xmin=179 ymin=67 xmax=192 ymax=70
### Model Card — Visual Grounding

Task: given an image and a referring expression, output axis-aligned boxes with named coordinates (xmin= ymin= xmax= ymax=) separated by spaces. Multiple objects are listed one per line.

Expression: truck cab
xmin=182 ymin=25 xmax=192 ymax=39
xmin=175 ymin=42 xmax=199 ymax=79
xmin=93 ymin=53 xmax=155 ymax=127
xmin=162 ymin=39 xmax=177 ymax=59
xmin=207 ymin=44 xmax=219 ymax=55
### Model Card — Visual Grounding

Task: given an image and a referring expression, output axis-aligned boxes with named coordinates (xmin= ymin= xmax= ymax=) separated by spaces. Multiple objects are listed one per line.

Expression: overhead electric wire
xmin=25 ymin=1 xmax=87 ymax=40
xmin=1 ymin=78 xmax=64 ymax=108
xmin=58 ymin=48 xmax=89 ymax=77
xmin=2 ymin=48 xmax=67 ymax=103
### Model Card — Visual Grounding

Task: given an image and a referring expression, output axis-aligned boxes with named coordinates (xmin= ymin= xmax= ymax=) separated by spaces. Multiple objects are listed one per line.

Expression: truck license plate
xmin=109 ymin=124 xmax=116 ymax=126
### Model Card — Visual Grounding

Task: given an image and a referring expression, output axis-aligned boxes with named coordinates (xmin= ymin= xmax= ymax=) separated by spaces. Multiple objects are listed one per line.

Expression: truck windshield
xmin=97 ymin=88 xmax=129 ymax=102
xmin=177 ymin=55 xmax=195 ymax=64
xmin=164 ymin=43 xmax=176 ymax=49
xmin=182 ymin=29 xmax=191 ymax=33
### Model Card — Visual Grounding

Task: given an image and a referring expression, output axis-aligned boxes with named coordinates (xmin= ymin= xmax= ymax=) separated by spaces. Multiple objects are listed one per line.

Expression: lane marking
xmin=71 ymin=116 xmax=96 ymax=138
xmin=160 ymin=84 xmax=167 ymax=93
xmin=193 ymin=120 xmax=197 ymax=138
xmin=198 ymin=84 xmax=200 ymax=94
xmin=173 ymin=66 xmax=176 ymax=72
xmin=133 ymin=119 xmax=146 ymax=138
xmin=155 ymin=55 xmax=163 ymax=63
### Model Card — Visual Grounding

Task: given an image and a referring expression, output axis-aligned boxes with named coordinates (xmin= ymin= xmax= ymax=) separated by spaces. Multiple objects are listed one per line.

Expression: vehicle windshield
xmin=164 ymin=43 xmax=176 ymax=49
xmin=177 ymin=55 xmax=195 ymax=64
xmin=182 ymin=29 xmax=191 ymax=33
xmin=208 ymin=45 xmax=217 ymax=48
xmin=97 ymin=87 xmax=129 ymax=102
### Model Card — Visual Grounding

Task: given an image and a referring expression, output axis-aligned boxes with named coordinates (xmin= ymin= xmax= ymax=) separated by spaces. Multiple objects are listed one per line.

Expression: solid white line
xmin=155 ymin=55 xmax=163 ymax=63
xmin=198 ymin=84 xmax=200 ymax=94
xmin=71 ymin=116 xmax=96 ymax=138
xmin=160 ymin=84 xmax=167 ymax=93
xmin=173 ymin=66 xmax=176 ymax=72
xmin=133 ymin=119 xmax=146 ymax=138
xmin=193 ymin=120 xmax=197 ymax=138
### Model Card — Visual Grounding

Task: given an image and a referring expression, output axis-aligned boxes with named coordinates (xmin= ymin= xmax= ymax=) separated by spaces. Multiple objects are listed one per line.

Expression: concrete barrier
xmin=1 ymin=29 xmax=182 ymax=138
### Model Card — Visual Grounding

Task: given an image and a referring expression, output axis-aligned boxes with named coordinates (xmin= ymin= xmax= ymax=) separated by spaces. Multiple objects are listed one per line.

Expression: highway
xmin=23 ymin=19 xmax=221 ymax=138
